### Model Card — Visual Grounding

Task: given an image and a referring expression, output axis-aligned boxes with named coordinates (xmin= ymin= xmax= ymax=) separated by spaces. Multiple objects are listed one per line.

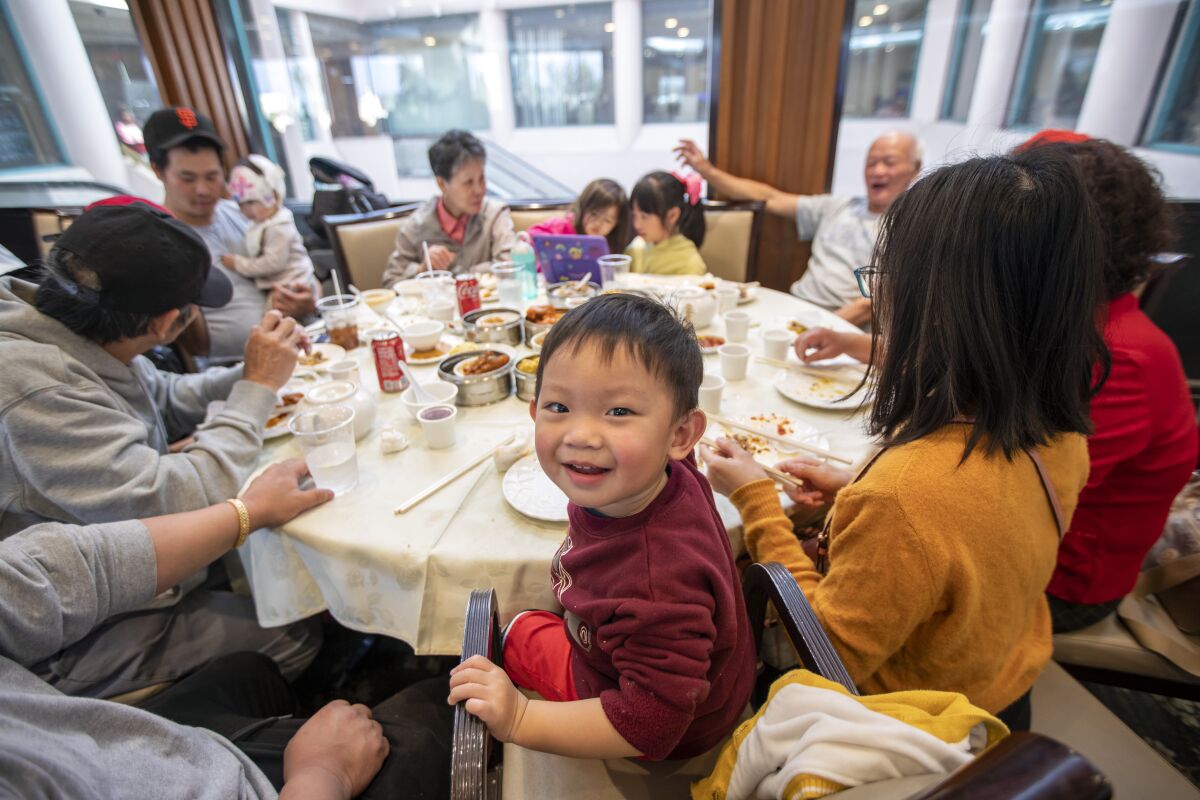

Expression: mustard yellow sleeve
xmin=808 ymin=485 xmax=943 ymax=686
xmin=729 ymin=479 xmax=823 ymax=596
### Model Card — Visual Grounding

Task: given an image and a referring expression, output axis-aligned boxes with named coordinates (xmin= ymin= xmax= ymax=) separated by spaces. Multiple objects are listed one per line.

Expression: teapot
xmin=669 ymin=286 xmax=717 ymax=329
xmin=304 ymin=379 xmax=376 ymax=441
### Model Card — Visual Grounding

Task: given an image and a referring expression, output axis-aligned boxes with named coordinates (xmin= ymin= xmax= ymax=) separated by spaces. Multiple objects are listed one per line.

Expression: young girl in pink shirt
xmin=526 ymin=178 xmax=630 ymax=255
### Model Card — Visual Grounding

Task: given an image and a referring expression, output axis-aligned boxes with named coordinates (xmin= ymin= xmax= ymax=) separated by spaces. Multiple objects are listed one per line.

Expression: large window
xmin=1143 ymin=0 xmax=1200 ymax=152
xmin=843 ymin=0 xmax=929 ymax=118
xmin=941 ymin=0 xmax=992 ymax=121
xmin=642 ymin=0 xmax=709 ymax=124
xmin=508 ymin=3 xmax=614 ymax=127
xmin=0 ymin=6 xmax=63 ymax=169
xmin=1006 ymin=0 xmax=1110 ymax=130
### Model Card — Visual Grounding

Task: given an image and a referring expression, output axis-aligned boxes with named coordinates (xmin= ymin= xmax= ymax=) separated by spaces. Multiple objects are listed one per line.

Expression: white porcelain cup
xmin=723 ymin=310 xmax=751 ymax=343
xmin=698 ymin=373 xmax=725 ymax=415
xmin=762 ymin=329 xmax=793 ymax=361
xmin=715 ymin=286 xmax=739 ymax=314
xmin=418 ymin=403 xmax=458 ymax=449
xmin=427 ymin=299 xmax=455 ymax=322
xmin=718 ymin=343 xmax=751 ymax=381
xmin=328 ymin=359 xmax=360 ymax=386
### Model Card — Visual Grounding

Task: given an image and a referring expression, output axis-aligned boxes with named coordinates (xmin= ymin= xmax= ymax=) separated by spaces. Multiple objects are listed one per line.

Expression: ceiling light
xmin=677 ymin=27 xmax=690 ymax=37
xmin=874 ymin=3 xmax=889 ymax=14
xmin=858 ymin=15 xmax=873 ymax=26
xmin=665 ymin=17 xmax=678 ymax=29
xmin=423 ymin=35 xmax=437 ymax=46
xmin=604 ymin=21 xmax=615 ymax=32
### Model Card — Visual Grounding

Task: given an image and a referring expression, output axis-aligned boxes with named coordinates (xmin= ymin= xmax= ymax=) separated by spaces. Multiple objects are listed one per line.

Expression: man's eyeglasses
xmin=854 ymin=266 xmax=881 ymax=298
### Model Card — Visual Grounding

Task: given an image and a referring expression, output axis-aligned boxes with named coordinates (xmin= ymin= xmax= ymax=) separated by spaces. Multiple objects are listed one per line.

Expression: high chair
xmin=449 ymin=563 xmax=1112 ymax=800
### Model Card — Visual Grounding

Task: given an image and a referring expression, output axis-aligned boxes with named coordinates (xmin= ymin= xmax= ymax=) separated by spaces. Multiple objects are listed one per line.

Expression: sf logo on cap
xmin=176 ymin=108 xmax=198 ymax=129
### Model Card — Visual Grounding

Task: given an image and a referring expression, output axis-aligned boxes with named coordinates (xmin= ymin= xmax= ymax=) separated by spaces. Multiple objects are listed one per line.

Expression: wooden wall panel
xmin=711 ymin=0 xmax=849 ymax=291
xmin=128 ymin=0 xmax=249 ymax=167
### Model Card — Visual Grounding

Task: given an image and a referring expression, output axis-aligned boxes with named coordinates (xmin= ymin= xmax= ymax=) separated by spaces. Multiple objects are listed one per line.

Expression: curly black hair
xmin=1036 ymin=138 xmax=1176 ymax=299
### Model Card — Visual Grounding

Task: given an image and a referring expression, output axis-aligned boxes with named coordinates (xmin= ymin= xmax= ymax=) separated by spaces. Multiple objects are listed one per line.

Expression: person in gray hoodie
xmin=0 ymin=200 xmax=319 ymax=697
xmin=0 ymin=459 xmax=452 ymax=799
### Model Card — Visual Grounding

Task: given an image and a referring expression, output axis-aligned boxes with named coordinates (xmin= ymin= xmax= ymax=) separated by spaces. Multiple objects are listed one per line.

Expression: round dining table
xmin=238 ymin=276 xmax=878 ymax=655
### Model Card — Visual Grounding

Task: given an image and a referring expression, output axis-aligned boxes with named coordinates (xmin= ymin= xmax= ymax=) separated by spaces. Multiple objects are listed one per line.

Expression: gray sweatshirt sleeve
xmin=0 ymin=519 xmax=155 ymax=667
xmin=138 ymin=360 xmax=243 ymax=442
xmin=383 ymin=214 xmax=425 ymax=286
xmin=3 ymin=378 xmax=276 ymax=524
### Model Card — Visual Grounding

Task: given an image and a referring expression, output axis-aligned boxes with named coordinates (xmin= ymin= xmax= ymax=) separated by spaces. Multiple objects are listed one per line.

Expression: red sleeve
xmin=526 ymin=215 xmax=576 ymax=239
xmin=596 ymin=597 xmax=716 ymax=760
xmin=1084 ymin=350 xmax=1151 ymax=492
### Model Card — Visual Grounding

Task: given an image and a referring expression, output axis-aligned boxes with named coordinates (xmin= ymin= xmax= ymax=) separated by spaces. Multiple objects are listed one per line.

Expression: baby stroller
xmin=304 ymin=157 xmax=391 ymax=285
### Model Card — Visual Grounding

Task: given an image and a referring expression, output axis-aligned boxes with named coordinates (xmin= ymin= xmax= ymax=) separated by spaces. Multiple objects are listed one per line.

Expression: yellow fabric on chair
xmin=692 ymin=670 xmax=1007 ymax=800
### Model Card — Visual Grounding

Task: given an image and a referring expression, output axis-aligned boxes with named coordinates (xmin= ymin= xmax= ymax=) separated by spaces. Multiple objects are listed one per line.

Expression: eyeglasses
xmin=854 ymin=266 xmax=881 ymax=298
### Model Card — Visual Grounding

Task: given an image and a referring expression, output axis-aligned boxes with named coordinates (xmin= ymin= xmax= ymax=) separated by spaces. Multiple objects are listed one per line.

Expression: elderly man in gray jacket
xmin=0 ymin=200 xmax=318 ymax=697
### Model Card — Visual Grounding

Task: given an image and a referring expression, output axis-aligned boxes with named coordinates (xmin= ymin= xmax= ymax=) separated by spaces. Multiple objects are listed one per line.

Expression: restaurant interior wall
xmin=830 ymin=0 xmax=1200 ymax=201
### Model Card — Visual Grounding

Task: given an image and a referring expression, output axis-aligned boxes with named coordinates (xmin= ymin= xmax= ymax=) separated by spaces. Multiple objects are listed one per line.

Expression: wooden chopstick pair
xmin=699 ymin=437 xmax=805 ymax=489
xmin=707 ymin=413 xmax=852 ymax=465
xmin=754 ymin=356 xmax=866 ymax=382
xmin=393 ymin=435 xmax=516 ymax=514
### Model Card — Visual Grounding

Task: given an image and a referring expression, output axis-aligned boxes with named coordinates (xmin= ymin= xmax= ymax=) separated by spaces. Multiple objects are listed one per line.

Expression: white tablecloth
xmin=239 ymin=280 xmax=877 ymax=654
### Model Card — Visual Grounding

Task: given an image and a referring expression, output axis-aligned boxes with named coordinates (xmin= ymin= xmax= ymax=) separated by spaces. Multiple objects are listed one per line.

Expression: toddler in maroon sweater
xmin=448 ymin=294 xmax=756 ymax=760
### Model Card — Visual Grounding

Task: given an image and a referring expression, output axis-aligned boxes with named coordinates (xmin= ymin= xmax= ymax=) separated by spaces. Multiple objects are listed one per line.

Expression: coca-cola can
xmin=456 ymin=274 xmax=481 ymax=317
xmin=368 ymin=328 xmax=408 ymax=393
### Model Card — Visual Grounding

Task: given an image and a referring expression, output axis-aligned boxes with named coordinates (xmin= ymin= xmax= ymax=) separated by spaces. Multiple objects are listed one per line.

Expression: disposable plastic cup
xmin=288 ymin=405 xmax=358 ymax=493
xmin=718 ymin=343 xmax=751 ymax=381
xmin=698 ymin=373 xmax=725 ymax=414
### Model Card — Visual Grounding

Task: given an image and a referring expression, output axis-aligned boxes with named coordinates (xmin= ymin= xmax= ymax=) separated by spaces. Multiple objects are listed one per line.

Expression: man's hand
xmin=698 ymin=437 xmax=769 ymax=496
xmin=447 ymin=655 xmax=529 ymax=743
xmin=834 ymin=297 xmax=873 ymax=327
xmin=271 ymin=281 xmax=318 ymax=319
xmin=776 ymin=456 xmax=853 ymax=508
xmin=241 ymin=459 xmax=333 ymax=530
xmin=243 ymin=309 xmax=301 ymax=391
xmin=426 ymin=245 xmax=456 ymax=271
xmin=220 ymin=254 xmax=237 ymax=268
xmin=281 ymin=700 xmax=388 ymax=800
xmin=673 ymin=139 xmax=713 ymax=177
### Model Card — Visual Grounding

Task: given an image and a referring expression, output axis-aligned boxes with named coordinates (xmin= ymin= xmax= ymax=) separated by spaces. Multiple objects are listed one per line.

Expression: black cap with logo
xmin=51 ymin=202 xmax=232 ymax=314
xmin=143 ymin=107 xmax=226 ymax=163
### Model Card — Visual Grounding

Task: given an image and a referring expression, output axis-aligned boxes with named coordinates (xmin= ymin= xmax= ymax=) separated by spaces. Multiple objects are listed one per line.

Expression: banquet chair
xmin=326 ymin=203 xmax=422 ymax=290
xmin=508 ymin=201 xmax=572 ymax=235
xmin=450 ymin=563 xmax=1111 ymax=800
xmin=699 ymin=200 xmax=764 ymax=283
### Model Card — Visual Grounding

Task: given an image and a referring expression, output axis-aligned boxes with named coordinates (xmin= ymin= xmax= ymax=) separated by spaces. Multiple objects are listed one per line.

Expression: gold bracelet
xmin=226 ymin=498 xmax=251 ymax=548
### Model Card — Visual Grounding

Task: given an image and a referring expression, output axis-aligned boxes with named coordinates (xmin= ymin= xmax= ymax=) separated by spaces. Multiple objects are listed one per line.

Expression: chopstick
xmin=699 ymin=437 xmax=805 ymax=489
xmin=393 ymin=436 xmax=515 ymax=514
xmin=754 ymin=356 xmax=866 ymax=381
xmin=708 ymin=413 xmax=852 ymax=465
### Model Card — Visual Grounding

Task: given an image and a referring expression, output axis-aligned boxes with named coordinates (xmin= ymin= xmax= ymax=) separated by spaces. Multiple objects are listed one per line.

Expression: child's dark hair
xmin=572 ymin=178 xmax=630 ymax=254
xmin=428 ymin=130 xmax=486 ymax=181
xmin=866 ymin=146 xmax=1109 ymax=461
xmin=631 ymin=171 xmax=706 ymax=248
xmin=535 ymin=294 xmax=702 ymax=419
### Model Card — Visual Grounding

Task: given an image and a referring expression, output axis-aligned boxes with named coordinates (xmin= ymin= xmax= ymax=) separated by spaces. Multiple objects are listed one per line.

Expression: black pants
xmin=142 ymin=652 xmax=454 ymax=799
xmin=996 ymin=690 xmax=1032 ymax=732
xmin=1047 ymin=593 xmax=1122 ymax=634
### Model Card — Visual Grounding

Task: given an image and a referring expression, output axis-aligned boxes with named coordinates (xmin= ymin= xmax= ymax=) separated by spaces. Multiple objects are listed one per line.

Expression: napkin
xmin=494 ymin=426 xmax=534 ymax=472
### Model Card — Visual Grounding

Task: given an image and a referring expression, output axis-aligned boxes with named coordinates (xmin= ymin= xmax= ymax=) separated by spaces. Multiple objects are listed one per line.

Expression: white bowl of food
xmin=399 ymin=380 xmax=459 ymax=420
xmin=402 ymin=320 xmax=445 ymax=351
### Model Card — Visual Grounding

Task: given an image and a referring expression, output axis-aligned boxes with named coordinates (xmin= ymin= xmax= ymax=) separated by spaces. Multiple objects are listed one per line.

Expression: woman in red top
xmin=1021 ymin=133 xmax=1199 ymax=632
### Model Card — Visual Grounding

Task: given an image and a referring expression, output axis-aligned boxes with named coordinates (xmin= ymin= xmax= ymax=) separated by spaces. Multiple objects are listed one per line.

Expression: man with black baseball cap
xmin=0 ymin=199 xmax=320 ymax=698
xmin=145 ymin=106 xmax=318 ymax=362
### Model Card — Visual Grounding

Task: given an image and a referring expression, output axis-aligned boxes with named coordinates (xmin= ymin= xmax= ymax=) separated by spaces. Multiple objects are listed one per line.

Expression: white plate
xmin=406 ymin=341 xmax=455 ymax=365
xmin=774 ymin=370 xmax=869 ymax=410
xmin=502 ymin=455 xmax=569 ymax=522
xmin=696 ymin=335 xmax=727 ymax=355
xmin=295 ymin=342 xmax=345 ymax=371
xmin=707 ymin=413 xmax=830 ymax=464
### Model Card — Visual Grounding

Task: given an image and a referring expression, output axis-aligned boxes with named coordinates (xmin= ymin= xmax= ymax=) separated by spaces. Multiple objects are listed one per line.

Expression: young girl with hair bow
xmin=625 ymin=170 xmax=707 ymax=276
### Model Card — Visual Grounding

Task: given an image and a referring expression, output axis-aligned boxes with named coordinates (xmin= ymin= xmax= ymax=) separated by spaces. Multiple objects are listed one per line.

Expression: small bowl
xmin=514 ymin=355 xmax=540 ymax=401
xmin=399 ymin=380 xmax=459 ymax=420
xmin=361 ymin=288 xmax=397 ymax=313
xmin=548 ymin=281 xmax=600 ymax=309
xmin=402 ymin=320 xmax=446 ymax=351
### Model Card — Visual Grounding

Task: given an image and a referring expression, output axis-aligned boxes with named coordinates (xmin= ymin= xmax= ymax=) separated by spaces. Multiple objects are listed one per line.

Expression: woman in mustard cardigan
xmin=702 ymin=149 xmax=1108 ymax=731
